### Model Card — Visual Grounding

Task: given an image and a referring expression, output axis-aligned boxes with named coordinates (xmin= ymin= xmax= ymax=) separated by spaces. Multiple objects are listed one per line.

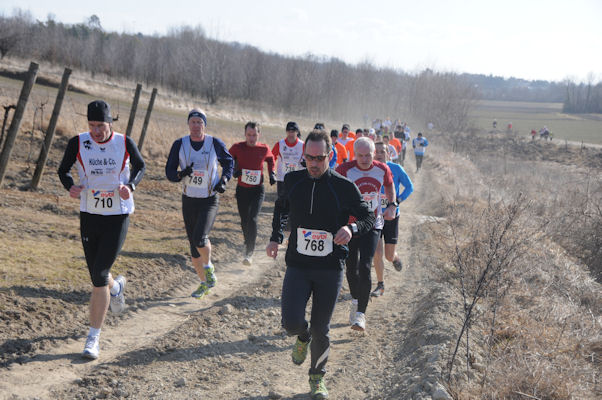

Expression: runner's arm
xmin=126 ymin=136 xmax=145 ymax=188
xmin=214 ymin=138 xmax=234 ymax=180
xmin=165 ymin=139 xmax=183 ymax=182
xmin=57 ymin=136 xmax=79 ymax=190
xmin=269 ymin=173 xmax=291 ymax=244
xmin=345 ymin=183 xmax=375 ymax=235
xmin=397 ymin=169 xmax=414 ymax=202
xmin=265 ymin=146 xmax=275 ymax=174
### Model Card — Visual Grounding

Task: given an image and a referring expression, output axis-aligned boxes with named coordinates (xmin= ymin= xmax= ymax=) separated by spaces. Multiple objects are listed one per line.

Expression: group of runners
xmin=58 ymin=101 xmax=425 ymax=399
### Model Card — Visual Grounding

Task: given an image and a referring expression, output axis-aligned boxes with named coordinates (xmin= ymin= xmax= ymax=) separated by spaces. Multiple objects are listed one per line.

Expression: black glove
xmin=420 ymin=143 xmax=425 ymax=147
xmin=213 ymin=176 xmax=228 ymax=193
xmin=233 ymin=169 xmax=242 ymax=178
xmin=179 ymin=162 xmax=194 ymax=180
xmin=269 ymin=172 xmax=276 ymax=186
xmin=300 ymin=160 xmax=307 ymax=168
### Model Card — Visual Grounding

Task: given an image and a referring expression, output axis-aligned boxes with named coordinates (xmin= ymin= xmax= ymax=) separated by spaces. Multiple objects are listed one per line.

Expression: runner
xmin=336 ymin=137 xmax=396 ymax=331
xmin=229 ymin=122 xmax=275 ymax=265
xmin=382 ymin=134 xmax=398 ymax=161
xmin=337 ymin=123 xmax=355 ymax=146
xmin=271 ymin=121 xmax=305 ymax=238
xmin=412 ymin=132 xmax=429 ymax=172
xmin=267 ymin=129 xmax=375 ymax=400
xmin=165 ymin=108 xmax=234 ymax=299
xmin=330 ymin=129 xmax=348 ymax=166
xmin=388 ymin=131 xmax=402 ymax=164
xmin=345 ymin=129 xmax=360 ymax=161
xmin=57 ymin=100 xmax=146 ymax=359
xmin=371 ymin=142 xmax=413 ymax=297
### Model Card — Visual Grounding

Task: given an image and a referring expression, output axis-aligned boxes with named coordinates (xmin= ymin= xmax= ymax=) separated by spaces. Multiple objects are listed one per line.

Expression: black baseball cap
xmin=342 ymin=123 xmax=350 ymax=131
xmin=87 ymin=100 xmax=112 ymax=123
xmin=286 ymin=121 xmax=299 ymax=132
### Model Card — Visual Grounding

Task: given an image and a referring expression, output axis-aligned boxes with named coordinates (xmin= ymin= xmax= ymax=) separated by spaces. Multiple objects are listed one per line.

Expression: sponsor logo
xmin=83 ymin=140 xmax=92 ymax=150
xmin=302 ymin=230 xmax=327 ymax=240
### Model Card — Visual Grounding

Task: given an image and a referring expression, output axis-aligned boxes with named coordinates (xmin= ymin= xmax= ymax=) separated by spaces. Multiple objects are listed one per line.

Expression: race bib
xmin=362 ymin=192 xmax=379 ymax=212
xmin=87 ymin=189 xmax=120 ymax=213
xmin=296 ymin=228 xmax=333 ymax=257
xmin=241 ymin=169 xmax=261 ymax=185
xmin=186 ymin=170 xmax=206 ymax=188
xmin=284 ymin=162 xmax=299 ymax=173
xmin=380 ymin=194 xmax=387 ymax=210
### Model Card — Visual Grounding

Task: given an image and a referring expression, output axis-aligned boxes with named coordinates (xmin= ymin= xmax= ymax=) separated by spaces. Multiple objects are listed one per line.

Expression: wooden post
xmin=138 ymin=88 xmax=157 ymax=151
xmin=30 ymin=67 xmax=72 ymax=190
xmin=0 ymin=62 xmax=39 ymax=187
xmin=125 ymin=83 xmax=142 ymax=137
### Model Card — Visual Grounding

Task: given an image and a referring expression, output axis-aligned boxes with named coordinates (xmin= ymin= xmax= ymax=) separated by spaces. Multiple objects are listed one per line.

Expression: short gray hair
xmin=354 ymin=137 xmax=375 ymax=153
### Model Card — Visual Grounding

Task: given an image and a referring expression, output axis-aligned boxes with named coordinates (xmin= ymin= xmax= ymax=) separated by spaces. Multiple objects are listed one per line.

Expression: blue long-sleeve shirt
xmin=380 ymin=161 xmax=413 ymax=214
xmin=165 ymin=135 xmax=233 ymax=182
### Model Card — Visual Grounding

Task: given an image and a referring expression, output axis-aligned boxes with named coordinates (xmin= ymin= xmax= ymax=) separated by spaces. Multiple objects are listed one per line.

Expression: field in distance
xmin=472 ymin=99 xmax=602 ymax=145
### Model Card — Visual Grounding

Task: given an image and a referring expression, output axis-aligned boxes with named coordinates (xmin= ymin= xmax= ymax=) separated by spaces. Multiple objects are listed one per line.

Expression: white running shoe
xmin=351 ymin=312 xmax=366 ymax=332
xmin=349 ymin=300 xmax=358 ymax=325
xmin=110 ymin=275 xmax=126 ymax=314
xmin=242 ymin=257 xmax=252 ymax=266
xmin=82 ymin=335 xmax=100 ymax=359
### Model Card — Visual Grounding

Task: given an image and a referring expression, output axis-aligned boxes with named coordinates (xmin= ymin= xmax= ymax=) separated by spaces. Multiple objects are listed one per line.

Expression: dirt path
xmin=1 ymin=162 xmax=457 ymax=400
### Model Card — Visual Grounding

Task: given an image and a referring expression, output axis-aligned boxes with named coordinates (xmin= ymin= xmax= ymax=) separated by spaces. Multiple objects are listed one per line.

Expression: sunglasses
xmin=304 ymin=154 xmax=328 ymax=162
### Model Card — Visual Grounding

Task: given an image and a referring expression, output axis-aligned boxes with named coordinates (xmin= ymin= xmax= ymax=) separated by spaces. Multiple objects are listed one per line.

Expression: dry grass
xmin=425 ymin=136 xmax=602 ymax=399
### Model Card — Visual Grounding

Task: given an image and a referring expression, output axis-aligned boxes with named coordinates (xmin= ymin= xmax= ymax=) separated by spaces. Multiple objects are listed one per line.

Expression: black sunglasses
xmin=304 ymin=154 xmax=328 ymax=161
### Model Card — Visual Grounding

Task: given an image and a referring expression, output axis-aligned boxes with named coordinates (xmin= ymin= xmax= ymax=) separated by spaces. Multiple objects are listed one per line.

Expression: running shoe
xmin=309 ymin=374 xmax=329 ymax=399
xmin=204 ymin=264 xmax=217 ymax=288
xmin=82 ymin=334 xmax=100 ymax=359
xmin=291 ymin=337 xmax=310 ymax=365
xmin=242 ymin=256 xmax=252 ymax=266
xmin=351 ymin=312 xmax=366 ymax=332
xmin=109 ymin=275 xmax=126 ymax=314
xmin=393 ymin=258 xmax=403 ymax=272
xmin=349 ymin=300 xmax=358 ymax=325
xmin=191 ymin=282 xmax=210 ymax=299
xmin=371 ymin=282 xmax=384 ymax=297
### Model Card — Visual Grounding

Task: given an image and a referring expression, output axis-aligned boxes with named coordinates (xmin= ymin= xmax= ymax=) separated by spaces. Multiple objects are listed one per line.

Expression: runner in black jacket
xmin=267 ymin=129 xmax=374 ymax=400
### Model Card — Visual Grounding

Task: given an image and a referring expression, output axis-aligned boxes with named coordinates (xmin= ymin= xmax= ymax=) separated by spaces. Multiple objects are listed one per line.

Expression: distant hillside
xmin=461 ymin=73 xmax=566 ymax=102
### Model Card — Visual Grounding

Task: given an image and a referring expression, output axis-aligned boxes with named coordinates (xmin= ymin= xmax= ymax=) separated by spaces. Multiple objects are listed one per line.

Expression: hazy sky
xmin=1 ymin=0 xmax=601 ymax=82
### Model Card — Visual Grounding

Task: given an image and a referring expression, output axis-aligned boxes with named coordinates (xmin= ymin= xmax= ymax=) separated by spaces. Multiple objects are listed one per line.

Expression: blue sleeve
xmin=165 ymin=139 xmax=183 ymax=182
xmin=329 ymin=145 xmax=337 ymax=168
xmin=213 ymin=137 xmax=234 ymax=180
xmin=397 ymin=166 xmax=414 ymax=202
xmin=423 ymin=139 xmax=429 ymax=147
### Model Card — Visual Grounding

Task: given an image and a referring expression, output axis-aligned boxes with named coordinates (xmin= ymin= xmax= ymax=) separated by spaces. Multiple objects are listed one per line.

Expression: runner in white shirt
xmin=335 ymin=138 xmax=396 ymax=331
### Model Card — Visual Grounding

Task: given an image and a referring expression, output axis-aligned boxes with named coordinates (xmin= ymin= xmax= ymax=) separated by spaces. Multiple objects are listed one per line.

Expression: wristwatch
xmin=386 ymin=200 xmax=398 ymax=208
xmin=347 ymin=223 xmax=358 ymax=234
xmin=128 ymin=183 xmax=135 ymax=192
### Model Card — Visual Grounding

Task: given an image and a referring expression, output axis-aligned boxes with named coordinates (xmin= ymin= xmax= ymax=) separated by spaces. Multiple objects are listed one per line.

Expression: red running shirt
xmin=229 ymin=142 xmax=275 ymax=188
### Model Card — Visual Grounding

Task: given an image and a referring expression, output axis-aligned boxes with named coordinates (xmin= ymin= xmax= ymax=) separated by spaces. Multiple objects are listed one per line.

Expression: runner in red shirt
xmin=336 ymin=137 xmax=396 ymax=331
xmin=229 ymin=122 xmax=275 ymax=265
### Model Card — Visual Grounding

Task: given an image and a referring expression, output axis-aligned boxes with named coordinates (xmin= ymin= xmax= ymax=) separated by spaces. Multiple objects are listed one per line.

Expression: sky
xmin=1 ymin=0 xmax=601 ymax=82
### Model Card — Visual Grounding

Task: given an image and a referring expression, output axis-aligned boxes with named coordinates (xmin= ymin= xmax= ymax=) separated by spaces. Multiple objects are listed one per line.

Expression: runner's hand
xmin=269 ymin=172 xmax=276 ymax=186
xmin=179 ymin=163 xmax=194 ymax=179
xmin=119 ymin=184 xmax=131 ymax=200
xmin=266 ymin=241 xmax=279 ymax=259
xmin=333 ymin=225 xmax=352 ymax=245
xmin=69 ymin=184 xmax=84 ymax=199
xmin=213 ymin=176 xmax=228 ymax=193
xmin=233 ymin=169 xmax=242 ymax=178
xmin=383 ymin=205 xmax=396 ymax=220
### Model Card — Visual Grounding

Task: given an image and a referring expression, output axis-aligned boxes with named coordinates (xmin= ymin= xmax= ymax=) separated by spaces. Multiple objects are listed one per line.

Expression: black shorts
xmin=80 ymin=212 xmax=129 ymax=287
xmin=182 ymin=194 xmax=219 ymax=257
xmin=380 ymin=215 xmax=399 ymax=244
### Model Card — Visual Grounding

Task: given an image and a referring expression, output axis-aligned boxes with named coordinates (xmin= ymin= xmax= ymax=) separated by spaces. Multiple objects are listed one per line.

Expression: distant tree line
xmin=562 ymin=78 xmax=602 ymax=113
xmin=0 ymin=11 xmax=477 ymax=131
xmin=461 ymin=73 xmax=566 ymax=102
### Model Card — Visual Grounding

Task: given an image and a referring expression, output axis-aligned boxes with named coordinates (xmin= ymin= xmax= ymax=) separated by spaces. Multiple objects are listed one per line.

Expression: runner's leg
xmin=308 ymin=268 xmax=344 ymax=375
xmin=357 ymin=229 xmax=380 ymax=313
